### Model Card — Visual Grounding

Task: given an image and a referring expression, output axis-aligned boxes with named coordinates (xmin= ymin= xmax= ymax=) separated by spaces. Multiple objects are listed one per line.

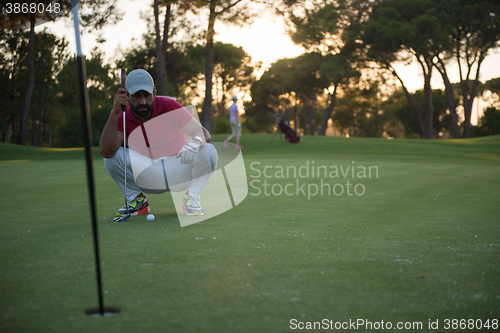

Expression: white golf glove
xmin=176 ymin=139 xmax=200 ymax=164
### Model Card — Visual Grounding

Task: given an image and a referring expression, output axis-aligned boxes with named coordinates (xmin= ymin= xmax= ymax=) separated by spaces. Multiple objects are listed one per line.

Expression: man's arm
xmin=99 ymin=88 xmax=127 ymax=158
xmin=202 ymin=126 xmax=212 ymax=143
xmin=180 ymin=118 xmax=212 ymax=144
xmin=176 ymin=117 xmax=213 ymax=164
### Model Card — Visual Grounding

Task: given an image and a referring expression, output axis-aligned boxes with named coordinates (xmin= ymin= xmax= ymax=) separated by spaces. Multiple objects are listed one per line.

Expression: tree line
xmin=1 ymin=0 xmax=500 ymax=147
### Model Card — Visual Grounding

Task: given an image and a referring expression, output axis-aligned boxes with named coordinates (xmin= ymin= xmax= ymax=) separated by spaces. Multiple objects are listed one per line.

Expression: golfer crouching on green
xmin=99 ymin=69 xmax=217 ymax=220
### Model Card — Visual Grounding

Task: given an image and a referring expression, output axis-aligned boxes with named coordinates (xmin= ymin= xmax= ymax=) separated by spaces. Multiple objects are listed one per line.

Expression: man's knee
xmin=103 ymin=148 xmax=123 ymax=171
xmin=198 ymin=143 xmax=218 ymax=169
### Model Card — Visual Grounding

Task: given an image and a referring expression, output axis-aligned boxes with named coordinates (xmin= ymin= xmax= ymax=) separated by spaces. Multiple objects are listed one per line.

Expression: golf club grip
xmin=120 ymin=68 xmax=126 ymax=88
xmin=120 ymin=69 xmax=127 ymax=111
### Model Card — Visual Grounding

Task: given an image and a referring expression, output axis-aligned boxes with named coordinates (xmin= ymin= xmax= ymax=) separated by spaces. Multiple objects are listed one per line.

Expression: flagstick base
xmin=84 ymin=306 xmax=121 ymax=316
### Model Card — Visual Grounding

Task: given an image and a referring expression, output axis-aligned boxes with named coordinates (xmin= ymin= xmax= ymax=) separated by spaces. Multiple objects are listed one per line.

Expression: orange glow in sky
xmin=41 ymin=0 xmax=500 ymax=122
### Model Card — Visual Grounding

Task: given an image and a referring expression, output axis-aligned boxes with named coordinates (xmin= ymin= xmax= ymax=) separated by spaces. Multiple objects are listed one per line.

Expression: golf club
xmin=114 ymin=69 xmax=131 ymax=222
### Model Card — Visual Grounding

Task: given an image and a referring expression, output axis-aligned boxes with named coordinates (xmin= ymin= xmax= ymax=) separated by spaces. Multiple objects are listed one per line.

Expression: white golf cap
xmin=126 ymin=69 xmax=154 ymax=95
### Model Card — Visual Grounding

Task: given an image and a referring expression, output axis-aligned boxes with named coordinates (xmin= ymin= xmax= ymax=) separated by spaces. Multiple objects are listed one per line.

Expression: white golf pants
xmin=104 ymin=144 xmax=218 ymax=204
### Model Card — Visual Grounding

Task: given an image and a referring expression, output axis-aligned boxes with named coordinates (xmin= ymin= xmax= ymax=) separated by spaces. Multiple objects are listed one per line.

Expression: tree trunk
xmin=20 ymin=12 xmax=36 ymax=145
xmin=48 ymin=126 xmax=53 ymax=147
xmin=38 ymin=109 xmax=43 ymax=146
xmin=154 ymin=0 xmax=168 ymax=96
xmin=202 ymin=1 xmax=217 ymax=133
xmin=462 ymin=98 xmax=472 ymax=138
xmin=31 ymin=113 xmax=36 ymax=146
xmin=456 ymin=47 xmax=485 ymax=138
xmin=434 ymin=59 xmax=460 ymax=138
xmin=309 ymin=92 xmax=315 ymax=135
xmin=10 ymin=118 xmax=15 ymax=143
xmin=201 ymin=0 xmax=245 ymax=132
xmin=461 ymin=59 xmax=483 ymax=138
xmin=318 ymin=83 xmax=338 ymax=135
xmin=42 ymin=116 xmax=45 ymax=146
xmin=33 ymin=109 xmax=42 ymax=147
xmin=294 ymin=103 xmax=298 ymax=132
xmin=303 ymin=97 xmax=308 ymax=135
xmin=219 ymin=75 xmax=227 ymax=118
xmin=391 ymin=62 xmax=433 ymax=139
xmin=163 ymin=4 xmax=179 ymax=96
xmin=162 ymin=4 xmax=171 ymax=60
xmin=422 ymin=58 xmax=434 ymax=139
xmin=392 ymin=69 xmax=425 ymax=138
xmin=285 ymin=101 xmax=289 ymax=123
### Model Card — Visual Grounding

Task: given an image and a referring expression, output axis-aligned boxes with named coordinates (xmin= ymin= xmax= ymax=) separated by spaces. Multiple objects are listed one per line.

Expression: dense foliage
xmin=1 ymin=0 xmax=499 ymax=146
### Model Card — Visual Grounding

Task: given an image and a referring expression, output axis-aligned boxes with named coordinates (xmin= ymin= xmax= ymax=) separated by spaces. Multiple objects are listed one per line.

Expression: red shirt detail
xmin=117 ymin=96 xmax=192 ymax=158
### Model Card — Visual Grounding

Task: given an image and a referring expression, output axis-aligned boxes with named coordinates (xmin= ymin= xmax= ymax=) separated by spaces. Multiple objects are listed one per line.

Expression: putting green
xmin=1 ymin=135 xmax=499 ymax=332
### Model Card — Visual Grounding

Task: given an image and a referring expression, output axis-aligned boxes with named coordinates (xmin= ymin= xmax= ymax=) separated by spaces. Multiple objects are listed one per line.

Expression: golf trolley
xmin=271 ymin=114 xmax=300 ymax=143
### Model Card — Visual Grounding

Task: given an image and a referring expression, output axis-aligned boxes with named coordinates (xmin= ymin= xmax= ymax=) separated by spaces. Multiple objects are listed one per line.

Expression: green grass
xmin=1 ymin=135 xmax=500 ymax=333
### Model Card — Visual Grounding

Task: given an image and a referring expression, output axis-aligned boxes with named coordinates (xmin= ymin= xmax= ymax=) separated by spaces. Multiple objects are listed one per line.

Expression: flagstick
xmin=71 ymin=0 xmax=105 ymax=316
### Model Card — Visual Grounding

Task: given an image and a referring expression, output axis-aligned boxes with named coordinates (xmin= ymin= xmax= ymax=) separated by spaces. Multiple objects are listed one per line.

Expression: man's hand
xmin=176 ymin=139 xmax=200 ymax=164
xmin=112 ymin=88 xmax=129 ymax=115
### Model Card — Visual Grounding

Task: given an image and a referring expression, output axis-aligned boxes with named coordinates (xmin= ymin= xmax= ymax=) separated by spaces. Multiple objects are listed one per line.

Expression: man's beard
xmin=131 ymin=100 xmax=154 ymax=118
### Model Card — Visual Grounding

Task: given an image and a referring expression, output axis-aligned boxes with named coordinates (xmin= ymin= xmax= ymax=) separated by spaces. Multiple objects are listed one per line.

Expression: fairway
xmin=1 ymin=134 xmax=500 ymax=333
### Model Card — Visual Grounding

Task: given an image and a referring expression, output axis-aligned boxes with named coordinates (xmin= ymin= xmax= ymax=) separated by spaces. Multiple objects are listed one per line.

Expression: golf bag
xmin=275 ymin=117 xmax=300 ymax=143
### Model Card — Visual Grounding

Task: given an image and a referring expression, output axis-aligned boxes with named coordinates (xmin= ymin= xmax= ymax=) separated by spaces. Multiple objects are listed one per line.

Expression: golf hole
xmin=84 ymin=307 xmax=121 ymax=316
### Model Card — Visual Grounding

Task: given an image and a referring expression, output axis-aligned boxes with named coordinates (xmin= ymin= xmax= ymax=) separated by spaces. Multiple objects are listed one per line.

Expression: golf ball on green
xmin=147 ymin=214 xmax=155 ymax=222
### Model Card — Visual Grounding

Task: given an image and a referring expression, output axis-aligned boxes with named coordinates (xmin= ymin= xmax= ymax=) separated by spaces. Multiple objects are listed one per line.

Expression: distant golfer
xmin=224 ymin=95 xmax=243 ymax=149
xmin=99 ymin=69 xmax=217 ymax=219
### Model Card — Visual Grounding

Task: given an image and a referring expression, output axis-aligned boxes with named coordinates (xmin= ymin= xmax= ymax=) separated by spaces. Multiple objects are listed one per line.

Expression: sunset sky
xmin=41 ymin=0 xmax=500 ymax=122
